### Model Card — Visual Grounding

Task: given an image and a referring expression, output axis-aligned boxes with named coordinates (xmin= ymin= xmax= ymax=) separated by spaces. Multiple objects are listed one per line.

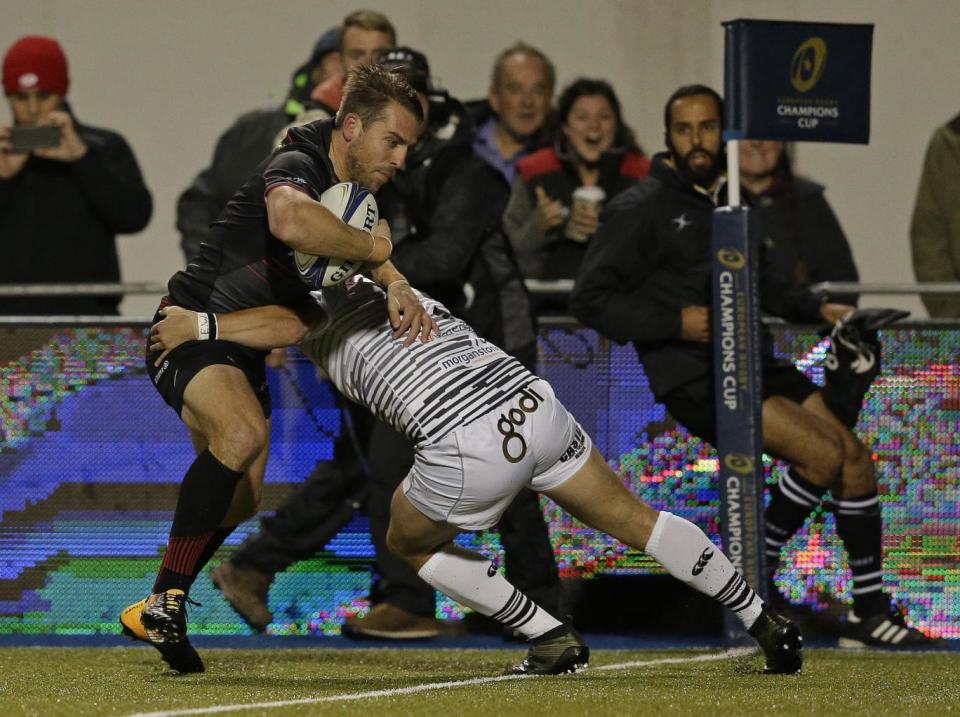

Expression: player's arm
xmin=265 ymin=185 xmax=392 ymax=262
xmin=149 ymin=305 xmax=320 ymax=365
xmin=367 ymin=261 xmax=438 ymax=346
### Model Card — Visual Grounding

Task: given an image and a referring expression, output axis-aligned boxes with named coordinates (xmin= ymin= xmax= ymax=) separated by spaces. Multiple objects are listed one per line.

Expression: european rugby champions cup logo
xmin=717 ymin=249 xmax=746 ymax=271
xmin=777 ymin=36 xmax=837 ymax=130
xmin=790 ymin=37 xmax=827 ymax=93
xmin=724 ymin=453 xmax=755 ymax=475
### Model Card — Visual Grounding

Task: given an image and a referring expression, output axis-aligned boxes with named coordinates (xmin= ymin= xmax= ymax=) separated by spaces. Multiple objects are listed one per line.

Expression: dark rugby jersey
xmin=167 ymin=119 xmax=339 ymax=312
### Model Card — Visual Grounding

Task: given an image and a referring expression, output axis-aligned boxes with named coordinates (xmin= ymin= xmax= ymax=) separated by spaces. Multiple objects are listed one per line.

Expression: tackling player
xmin=120 ymin=66 xmax=437 ymax=673
xmin=151 ymin=276 xmax=804 ymax=676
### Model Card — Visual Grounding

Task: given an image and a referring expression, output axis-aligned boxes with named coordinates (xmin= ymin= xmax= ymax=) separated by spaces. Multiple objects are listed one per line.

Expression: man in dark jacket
xmin=571 ymin=84 xmax=943 ymax=649
xmin=0 ymin=36 xmax=152 ymax=315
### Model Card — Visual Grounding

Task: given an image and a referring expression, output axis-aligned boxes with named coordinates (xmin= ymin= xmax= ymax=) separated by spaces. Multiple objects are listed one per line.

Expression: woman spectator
xmin=504 ymin=79 xmax=649 ymax=305
xmin=739 ymin=139 xmax=859 ymax=305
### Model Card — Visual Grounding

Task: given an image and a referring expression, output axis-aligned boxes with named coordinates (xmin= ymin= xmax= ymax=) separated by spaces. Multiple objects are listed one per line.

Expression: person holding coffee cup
xmin=504 ymin=78 xmax=649 ymax=312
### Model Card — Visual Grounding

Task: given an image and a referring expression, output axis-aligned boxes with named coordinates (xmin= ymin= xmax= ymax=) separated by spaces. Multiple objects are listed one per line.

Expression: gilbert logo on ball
xmin=294 ymin=182 xmax=379 ymax=289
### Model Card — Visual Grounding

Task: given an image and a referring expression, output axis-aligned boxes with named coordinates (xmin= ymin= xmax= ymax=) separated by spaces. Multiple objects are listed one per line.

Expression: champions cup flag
xmin=723 ymin=19 xmax=874 ymax=143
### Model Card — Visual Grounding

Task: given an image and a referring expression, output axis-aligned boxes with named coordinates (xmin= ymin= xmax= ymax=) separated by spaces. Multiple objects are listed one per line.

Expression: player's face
xmin=739 ymin=139 xmax=783 ymax=178
xmin=8 ymin=89 xmax=61 ymax=126
xmin=667 ymin=94 xmax=722 ymax=186
xmin=489 ymin=53 xmax=552 ymax=141
xmin=346 ymin=101 xmax=421 ymax=190
xmin=340 ymin=27 xmax=393 ymax=73
xmin=562 ymin=94 xmax=617 ymax=165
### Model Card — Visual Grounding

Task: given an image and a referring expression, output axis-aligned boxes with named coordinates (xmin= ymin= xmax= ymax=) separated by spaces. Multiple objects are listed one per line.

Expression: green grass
xmin=1 ymin=647 xmax=958 ymax=716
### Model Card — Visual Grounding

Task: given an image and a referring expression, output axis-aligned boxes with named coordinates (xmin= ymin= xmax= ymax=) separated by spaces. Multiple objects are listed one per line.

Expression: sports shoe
xmin=504 ymin=624 xmax=590 ymax=676
xmin=210 ymin=560 xmax=273 ymax=632
xmin=139 ymin=589 xmax=197 ymax=644
xmin=840 ymin=607 xmax=951 ymax=649
xmin=341 ymin=603 xmax=450 ymax=640
xmin=748 ymin=605 xmax=803 ymax=674
xmin=120 ymin=596 xmax=204 ymax=674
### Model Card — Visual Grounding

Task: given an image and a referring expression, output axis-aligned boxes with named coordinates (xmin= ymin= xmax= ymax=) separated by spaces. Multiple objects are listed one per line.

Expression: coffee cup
xmin=565 ymin=185 xmax=606 ymax=242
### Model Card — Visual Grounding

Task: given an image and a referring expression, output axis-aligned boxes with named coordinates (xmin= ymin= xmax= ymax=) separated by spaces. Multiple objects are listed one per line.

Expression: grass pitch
xmin=1 ymin=646 xmax=958 ymax=716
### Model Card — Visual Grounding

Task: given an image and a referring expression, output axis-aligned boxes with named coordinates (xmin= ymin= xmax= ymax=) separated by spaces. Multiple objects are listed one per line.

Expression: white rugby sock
xmin=645 ymin=511 xmax=763 ymax=629
xmin=418 ymin=550 xmax=562 ymax=639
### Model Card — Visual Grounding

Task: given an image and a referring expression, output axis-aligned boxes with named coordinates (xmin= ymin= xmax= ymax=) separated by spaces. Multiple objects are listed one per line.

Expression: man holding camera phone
xmin=0 ymin=35 xmax=152 ymax=315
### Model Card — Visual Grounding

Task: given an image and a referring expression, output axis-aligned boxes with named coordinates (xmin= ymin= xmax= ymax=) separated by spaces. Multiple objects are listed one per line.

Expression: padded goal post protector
xmin=723 ymin=19 xmax=873 ymax=144
xmin=711 ymin=206 xmax=767 ymax=644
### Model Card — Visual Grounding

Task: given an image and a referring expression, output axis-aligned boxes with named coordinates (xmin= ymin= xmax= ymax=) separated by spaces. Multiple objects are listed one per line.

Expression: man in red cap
xmin=0 ymin=35 xmax=151 ymax=314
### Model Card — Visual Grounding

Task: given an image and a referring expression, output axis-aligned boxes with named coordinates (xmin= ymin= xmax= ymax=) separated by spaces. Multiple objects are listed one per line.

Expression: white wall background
xmin=2 ymin=0 xmax=955 ymax=317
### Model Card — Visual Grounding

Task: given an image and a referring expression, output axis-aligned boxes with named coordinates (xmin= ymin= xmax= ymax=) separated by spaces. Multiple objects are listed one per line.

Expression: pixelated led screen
xmin=0 ymin=322 xmax=957 ymax=638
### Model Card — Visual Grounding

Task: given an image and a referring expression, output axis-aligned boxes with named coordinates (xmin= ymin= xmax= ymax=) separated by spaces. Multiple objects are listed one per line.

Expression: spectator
xmin=504 ymin=78 xmax=650 ymax=296
xmin=740 ymin=139 xmax=859 ymax=305
xmin=468 ymin=42 xmax=555 ymax=185
xmin=176 ymin=26 xmax=341 ymax=262
xmin=309 ymin=9 xmax=396 ymax=115
xmin=0 ymin=36 xmax=151 ymax=315
xmin=910 ymin=112 xmax=960 ymax=317
xmin=571 ymin=84 xmax=943 ymax=649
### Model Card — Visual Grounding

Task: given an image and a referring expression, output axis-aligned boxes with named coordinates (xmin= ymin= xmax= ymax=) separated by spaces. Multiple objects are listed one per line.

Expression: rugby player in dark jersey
xmin=120 ymin=65 xmax=437 ymax=673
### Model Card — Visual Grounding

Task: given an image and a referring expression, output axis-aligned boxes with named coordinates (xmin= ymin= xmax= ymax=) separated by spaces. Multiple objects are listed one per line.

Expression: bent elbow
xmin=266 ymin=188 xmax=301 ymax=242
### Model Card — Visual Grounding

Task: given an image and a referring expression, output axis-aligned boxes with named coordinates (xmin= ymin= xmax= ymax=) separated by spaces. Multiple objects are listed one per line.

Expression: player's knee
xmin=385 ymin=523 xmax=418 ymax=565
xmin=210 ymin=418 xmax=268 ymax=470
xmin=806 ymin=429 xmax=845 ymax=481
xmin=842 ymin=436 xmax=877 ymax=493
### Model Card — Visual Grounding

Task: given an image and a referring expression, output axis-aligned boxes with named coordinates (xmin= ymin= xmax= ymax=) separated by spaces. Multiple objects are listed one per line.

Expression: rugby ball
xmin=294 ymin=182 xmax=379 ymax=289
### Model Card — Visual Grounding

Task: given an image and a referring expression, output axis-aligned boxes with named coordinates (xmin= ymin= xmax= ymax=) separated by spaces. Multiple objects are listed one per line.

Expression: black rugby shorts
xmin=660 ymin=359 xmax=817 ymax=446
xmin=145 ymin=300 xmax=271 ymax=419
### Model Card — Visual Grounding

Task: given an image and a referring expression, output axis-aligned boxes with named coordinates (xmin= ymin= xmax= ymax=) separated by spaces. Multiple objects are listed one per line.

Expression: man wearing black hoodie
xmin=571 ymin=85 xmax=944 ymax=650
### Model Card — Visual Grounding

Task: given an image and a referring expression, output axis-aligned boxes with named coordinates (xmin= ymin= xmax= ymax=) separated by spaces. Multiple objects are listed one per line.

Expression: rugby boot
xmin=210 ymin=560 xmax=273 ymax=633
xmin=840 ymin=607 xmax=951 ymax=649
xmin=139 ymin=589 xmax=197 ymax=644
xmin=748 ymin=604 xmax=803 ymax=674
xmin=120 ymin=596 xmax=204 ymax=673
xmin=504 ymin=624 xmax=590 ymax=675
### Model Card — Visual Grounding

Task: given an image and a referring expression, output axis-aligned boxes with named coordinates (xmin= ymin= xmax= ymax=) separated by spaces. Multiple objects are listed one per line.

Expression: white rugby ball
xmin=294 ymin=181 xmax=379 ymax=289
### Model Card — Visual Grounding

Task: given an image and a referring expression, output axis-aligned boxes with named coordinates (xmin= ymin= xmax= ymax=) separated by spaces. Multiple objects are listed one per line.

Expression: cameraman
xmin=0 ymin=36 xmax=151 ymax=315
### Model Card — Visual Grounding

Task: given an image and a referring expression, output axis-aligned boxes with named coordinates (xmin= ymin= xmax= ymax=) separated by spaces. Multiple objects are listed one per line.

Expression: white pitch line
xmin=123 ymin=647 xmax=755 ymax=717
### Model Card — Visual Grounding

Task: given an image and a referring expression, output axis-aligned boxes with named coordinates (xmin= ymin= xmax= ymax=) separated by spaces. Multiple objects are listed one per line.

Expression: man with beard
xmin=119 ymin=66 xmax=435 ymax=674
xmin=570 ymin=85 xmax=945 ymax=649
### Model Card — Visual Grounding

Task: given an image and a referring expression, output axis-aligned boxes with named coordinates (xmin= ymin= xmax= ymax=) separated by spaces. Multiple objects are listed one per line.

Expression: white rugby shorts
xmin=401 ymin=379 xmax=592 ymax=530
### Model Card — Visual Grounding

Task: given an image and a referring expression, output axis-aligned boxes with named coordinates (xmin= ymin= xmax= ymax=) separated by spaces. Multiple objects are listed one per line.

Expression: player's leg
xmin=799 ymin=392 xmax=943 ymax=647
xmin=543 ymin=447 xmax=802 ymax=674
xmin=387 ymin=487 xmax=587 ymax=675
xmin=135 ymin=365 xmax=268 ymax=648
xmin=760 ymin=393 xmax=845 ymax=578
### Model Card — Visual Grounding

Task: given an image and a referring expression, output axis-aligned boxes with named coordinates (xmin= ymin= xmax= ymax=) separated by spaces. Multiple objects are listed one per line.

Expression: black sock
xmin=765 ymin=468 xmax=828 ymax=577
xmin=153 ymin=450 xmax=243 ymax=594
xmin=834 ymin=490 xmax=890 ymax=617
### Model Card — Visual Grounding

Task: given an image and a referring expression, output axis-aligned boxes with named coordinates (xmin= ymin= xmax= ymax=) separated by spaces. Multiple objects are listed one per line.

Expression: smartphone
xmin=10 ymin=126 xmax=62 ymax=152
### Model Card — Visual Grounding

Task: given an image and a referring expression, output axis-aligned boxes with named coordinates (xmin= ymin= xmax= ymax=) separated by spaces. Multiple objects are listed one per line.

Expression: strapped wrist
xmin=197 ymin=312 xmax=218 ymax=341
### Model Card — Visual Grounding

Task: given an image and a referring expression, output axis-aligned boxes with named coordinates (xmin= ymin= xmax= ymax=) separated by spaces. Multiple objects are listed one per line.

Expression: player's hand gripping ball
xmin=294 ymin=182 xmax=379 ymax=289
